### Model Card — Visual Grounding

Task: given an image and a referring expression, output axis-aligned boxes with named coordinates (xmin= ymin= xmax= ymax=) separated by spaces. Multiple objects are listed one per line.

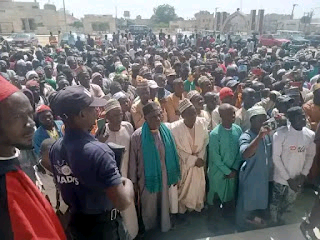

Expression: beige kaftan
xmin=105 ymin=121 xmax=138 ymax=239
xmin=170 ymin=117 xmax=209 ymax=213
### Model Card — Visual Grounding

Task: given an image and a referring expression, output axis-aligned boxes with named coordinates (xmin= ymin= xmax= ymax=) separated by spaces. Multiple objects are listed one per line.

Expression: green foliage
xmin=70 ymin=21 xmax=84 ymax=29
xmin=151 ymin=4 xmax=177 ymax=24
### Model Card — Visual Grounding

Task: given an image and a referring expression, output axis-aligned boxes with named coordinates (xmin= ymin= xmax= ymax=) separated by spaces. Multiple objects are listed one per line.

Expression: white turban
xmin=26 ymin=70 xmax=38 ymax=80
xmin=113 ymin=91 xmax=127 ymax=100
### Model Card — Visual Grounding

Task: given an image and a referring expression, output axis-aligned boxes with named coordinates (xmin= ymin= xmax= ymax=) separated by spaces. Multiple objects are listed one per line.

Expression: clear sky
xmin=41 ymin=0 xmax=320 ymax=20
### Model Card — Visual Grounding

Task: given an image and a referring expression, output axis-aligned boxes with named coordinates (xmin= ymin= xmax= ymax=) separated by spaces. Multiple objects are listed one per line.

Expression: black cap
xmin=51 ymin=85 xmax=107 ymax=117
xmin=276 ymin=95 xmax=294 ymax=104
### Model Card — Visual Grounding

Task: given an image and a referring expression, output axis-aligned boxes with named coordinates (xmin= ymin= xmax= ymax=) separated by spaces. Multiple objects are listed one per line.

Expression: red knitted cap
xmin=0 ymin=75 xmax=19 ymax=102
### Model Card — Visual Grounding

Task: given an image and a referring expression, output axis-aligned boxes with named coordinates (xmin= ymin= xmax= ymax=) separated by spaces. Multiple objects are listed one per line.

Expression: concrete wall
xmin=169 ymin=20 xmax=196 ymax=32
xmin=0 ymin=1 xmax=79 ymax=34
xmin=82 ymin=14 xmax=116 ymax=34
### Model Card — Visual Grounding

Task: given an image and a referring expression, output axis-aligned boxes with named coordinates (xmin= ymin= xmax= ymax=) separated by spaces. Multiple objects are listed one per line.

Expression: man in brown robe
xmin=129 ymin=102 xmax=180 ymax=232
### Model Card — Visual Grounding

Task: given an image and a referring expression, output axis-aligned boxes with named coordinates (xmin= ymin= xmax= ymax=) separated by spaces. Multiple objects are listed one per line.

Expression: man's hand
xmin=287 ymin=178 xmax=300 ymax=192
xmin=95 ymin=125 xmax=109 ymax=143
xmin=258 ymin=126 xmax=271 ymax=139
xmin=295 ymin=174 xmax=306 ymax=188
xmin=225 ymin=170 xmax=237 ymax=179
xmin=195 ymin=158 xmax=204 ymax=168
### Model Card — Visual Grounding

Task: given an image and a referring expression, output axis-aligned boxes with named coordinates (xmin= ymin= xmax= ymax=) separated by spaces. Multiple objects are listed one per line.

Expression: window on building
xmin=32 ymin=6 xmax=39 ymax=9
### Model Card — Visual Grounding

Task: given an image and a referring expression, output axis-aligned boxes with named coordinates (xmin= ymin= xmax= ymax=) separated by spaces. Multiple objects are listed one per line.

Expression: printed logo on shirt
xmin=298 ymin=146 xmax=306 ymax=153
xmin=290 ymin=145 xmax=296 ymax=151
xmin=54 ymin=161 xmax=79 ymax=186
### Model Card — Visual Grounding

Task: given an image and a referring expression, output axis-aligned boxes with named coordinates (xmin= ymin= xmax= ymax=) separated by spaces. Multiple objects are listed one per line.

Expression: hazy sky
xmin=41 ymin=0 xmax=320 ymax=19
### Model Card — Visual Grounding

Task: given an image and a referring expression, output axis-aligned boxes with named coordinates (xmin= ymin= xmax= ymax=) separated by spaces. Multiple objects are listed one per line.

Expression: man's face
xmin=28 ymin=86 xmax=40 ymax=102
xmin=16 ymin=64 xmax=26 ymax=76
xmin=145 ymin=108 xmax=162 ymax=130
xmin=0 ymin=92 xmax=35 ymax=149
xmin=291 ymin=113 xmax=306 ymax=131
xmin=122 ymin=58 xmax=129 ymax=68
xmin=80 ymin=107 xmax=97 ymax=129
xmin=205 ymin=95 xmax=218 ymax=111
xmin=173 ymin=82 xmax=184 ymax=96
xmin=182 ymin=106 xmax=197 ymax=127
xmin=38 ymin=111 xmax=54 ymax=129
xmin=251 ymin=114 xmax=267 ymax=131
xmin=220 ymin=107 xmax=235 ymax=126
xmin=155 ymin=66 xmax=164 ymax=74
xmin=92 ymin=76 xmax=103 ymax=87
xmin=68 ymin=60 xmax=77 ymax=70
xmin=119 ymin=97 xmax=131 ymax=112
xmin=137 ymin=87 xmax=150 ymax=103
xmin=156 ymin=76 xmax=167 ymax=88
xmin=167 ymin=75 xmax=176 ymax=84
xmin=243 ymin=91 xmax=257 ymax=109
xmin=44 ymin=66 xmax=53 ymax=78
xmin=201 ymin=81 xmax=213 ymax=94
xmin=106 ymin=108 xmax=123 ymax=128
xmin=79 ymin=72 xmax=91 ymax=88
xmin=191 ymin=95 xmax=204 ymax=110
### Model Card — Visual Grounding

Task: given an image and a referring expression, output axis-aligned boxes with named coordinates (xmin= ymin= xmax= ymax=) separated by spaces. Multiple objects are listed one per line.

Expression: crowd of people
xmin=1 ymin=29 xmax=320 ymax=240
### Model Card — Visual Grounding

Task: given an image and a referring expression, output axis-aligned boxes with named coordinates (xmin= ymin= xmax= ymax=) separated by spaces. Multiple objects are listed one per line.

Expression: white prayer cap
xmin=247 ymin=106 xmax=267 ymax=120
xmin=154 ymin=61 xmax=163 ymax=68
xmin=178 ymin=98 xmax=193 ymax=114
xmin=148 ymin=80 xmax=159 ymax=89
xmin=277 ymin=69 xmax=286 ymax=75
xmin=104 ymin=99 xmax=121 ymax=114
xmin=113 ymin=91 xmax=127 ymax=100
xmin=26 ymin=70 xmax=38 ymax=80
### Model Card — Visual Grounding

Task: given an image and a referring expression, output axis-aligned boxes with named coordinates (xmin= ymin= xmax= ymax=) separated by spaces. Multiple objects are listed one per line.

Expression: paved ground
xmin=141 ymin=188 xmax=316 ymax=240
xmin=209 ymin=223 xmax=305 ymax=240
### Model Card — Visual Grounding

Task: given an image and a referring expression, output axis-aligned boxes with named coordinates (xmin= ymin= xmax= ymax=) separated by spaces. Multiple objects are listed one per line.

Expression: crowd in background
xmin=1 ymin=29 xmax=320 ymax=239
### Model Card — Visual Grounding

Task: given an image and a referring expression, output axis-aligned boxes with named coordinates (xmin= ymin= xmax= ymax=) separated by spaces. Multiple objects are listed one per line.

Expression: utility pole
xmin=214 ymin=7 xmax=219 ymax=32
xmin=291 ymin=4 xmax=297 ymax=20
xmin=63 ymin=0 xmax=67 ymax=32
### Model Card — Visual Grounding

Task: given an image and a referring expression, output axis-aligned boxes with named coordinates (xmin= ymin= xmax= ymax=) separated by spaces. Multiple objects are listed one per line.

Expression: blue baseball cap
xmin=51 ymin=85 xmax=107 ymax=116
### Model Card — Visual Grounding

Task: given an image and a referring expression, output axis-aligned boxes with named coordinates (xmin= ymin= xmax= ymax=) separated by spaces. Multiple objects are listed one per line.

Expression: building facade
xmin=0 ymin=0 xmax=78 ymax=34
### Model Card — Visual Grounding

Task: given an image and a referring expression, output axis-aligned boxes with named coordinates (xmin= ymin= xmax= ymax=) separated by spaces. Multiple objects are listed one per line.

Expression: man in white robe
xmin=102 ymin=99 xmax=138 ymax=239
xmin=170 ymin=99 xmax=209 ymax=213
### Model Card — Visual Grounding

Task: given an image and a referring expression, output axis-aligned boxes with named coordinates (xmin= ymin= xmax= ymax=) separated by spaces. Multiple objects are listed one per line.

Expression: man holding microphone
xmin=50 ymin=85 xmax=134 ymax=239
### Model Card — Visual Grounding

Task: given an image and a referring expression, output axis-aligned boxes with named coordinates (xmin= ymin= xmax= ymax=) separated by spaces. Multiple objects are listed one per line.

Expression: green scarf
xmin=141 ymin=122 xmax=180 ymax=193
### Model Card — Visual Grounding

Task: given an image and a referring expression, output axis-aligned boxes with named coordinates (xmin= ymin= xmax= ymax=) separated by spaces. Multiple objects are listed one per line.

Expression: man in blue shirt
xmin=50 ymin=85 xmax=134 ymax=240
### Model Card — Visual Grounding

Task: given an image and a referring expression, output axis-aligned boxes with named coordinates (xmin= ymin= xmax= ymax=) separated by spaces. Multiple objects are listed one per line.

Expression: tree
xmin=151 ymin=4 xmax=177 ymax=24
xmin=300 ymin=15 xmax=312 ymax=24
xmin=70 ymin=21 xmax=83 ymax=29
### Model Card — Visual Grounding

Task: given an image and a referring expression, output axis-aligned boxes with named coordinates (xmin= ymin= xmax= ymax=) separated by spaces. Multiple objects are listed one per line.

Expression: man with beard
xmin=0 ymin=76 xmax=65 ymax=239
xmin=235 ymin=88 xmax=257 ymax=131
xmin=129 ymin=102 xmax=180 ymax=232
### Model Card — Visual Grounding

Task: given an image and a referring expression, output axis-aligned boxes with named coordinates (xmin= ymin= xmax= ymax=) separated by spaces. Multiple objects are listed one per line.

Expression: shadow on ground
xmin=141 ymin=188 xmax=316 ymax=240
